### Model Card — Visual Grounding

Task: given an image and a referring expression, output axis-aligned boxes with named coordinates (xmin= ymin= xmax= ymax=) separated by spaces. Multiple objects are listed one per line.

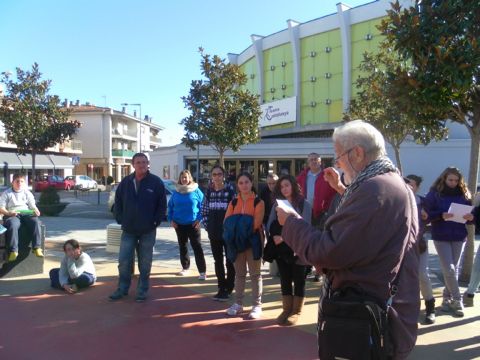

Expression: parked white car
xmin=66 ymin=175 xmax=98 ymax=190
xmin=108 ymin=179 xmax=175 ymax=218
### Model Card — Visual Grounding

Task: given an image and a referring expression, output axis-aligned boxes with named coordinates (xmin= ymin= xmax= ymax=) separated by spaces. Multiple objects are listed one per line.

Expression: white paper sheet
xmin=446 ymin=202 xmax=474 ymax=224
xmin=276 ymin=199 xmax=300 ymax=218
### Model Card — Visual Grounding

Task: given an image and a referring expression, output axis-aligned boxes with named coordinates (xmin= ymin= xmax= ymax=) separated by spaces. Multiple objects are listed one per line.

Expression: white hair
xmin=332 ymin=120 xmax=386 ymax=161
xmin=267 ymin=173 xmax=279 ymax=181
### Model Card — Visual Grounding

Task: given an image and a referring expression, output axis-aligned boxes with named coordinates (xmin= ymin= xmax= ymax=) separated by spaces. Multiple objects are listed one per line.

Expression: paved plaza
xmin=1 ymin=196 xmax=479 ymax=359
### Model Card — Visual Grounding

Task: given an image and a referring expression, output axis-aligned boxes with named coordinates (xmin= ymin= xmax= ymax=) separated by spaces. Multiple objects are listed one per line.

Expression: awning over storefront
xmin=17 ymin=154 xmax=54 ymax=170
xmin=1 ymin=152 xmax=74 ymax=170
xmin=1 ymin=152 xmax=23 ymax=170
xmin=50 ymin=154 xmax=74 ymax=169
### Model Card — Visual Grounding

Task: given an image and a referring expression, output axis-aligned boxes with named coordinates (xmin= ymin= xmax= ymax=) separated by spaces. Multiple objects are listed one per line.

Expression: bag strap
xmin=326 ymin=181 xmax=414 ymax=307
xmin=386 ymin=182 xmax=415 ymax=307
xmin=232 ymin=196 xmax=260 ymax=210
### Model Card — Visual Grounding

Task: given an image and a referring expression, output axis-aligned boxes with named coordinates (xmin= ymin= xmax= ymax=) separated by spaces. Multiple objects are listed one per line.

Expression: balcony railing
xmin=150 ymin=136 xmax=162 ymax=144
xmin=112 ymin=128 xmax=137 ymax=138
xmin=112 ymin=149 xmax=136 ymax=158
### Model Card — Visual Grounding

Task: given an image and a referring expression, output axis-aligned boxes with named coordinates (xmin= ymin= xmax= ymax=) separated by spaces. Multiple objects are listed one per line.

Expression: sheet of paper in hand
xmin=446 ymin=203 xmax=474 ymax=224
xmin=276 ymin=199 xmax=301 ymax=218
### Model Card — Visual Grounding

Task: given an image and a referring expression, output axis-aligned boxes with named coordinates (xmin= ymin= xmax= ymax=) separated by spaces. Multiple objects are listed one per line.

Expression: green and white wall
xmin=228 ymin=0 xmax=408 ymax=137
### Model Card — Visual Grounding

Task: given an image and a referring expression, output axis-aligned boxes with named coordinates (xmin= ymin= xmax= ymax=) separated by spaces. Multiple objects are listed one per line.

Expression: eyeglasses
xmin=334 ymin=147 xmax=355 ymax=164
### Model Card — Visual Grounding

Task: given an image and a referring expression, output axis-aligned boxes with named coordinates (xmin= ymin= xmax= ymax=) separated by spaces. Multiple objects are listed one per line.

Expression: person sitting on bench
xmin=0 ymin=173 xmax=43 ymax=262
xmin=49 ymin=239 xmax=96 ymax=293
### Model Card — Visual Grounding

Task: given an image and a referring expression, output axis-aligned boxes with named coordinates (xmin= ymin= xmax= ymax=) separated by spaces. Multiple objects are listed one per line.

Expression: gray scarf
xmin=336 ymin=156 xmax=399 ymax=211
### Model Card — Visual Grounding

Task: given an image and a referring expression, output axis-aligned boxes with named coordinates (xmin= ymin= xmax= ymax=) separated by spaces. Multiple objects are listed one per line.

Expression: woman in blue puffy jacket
xmin=168 ymin=170 xmax=206 ymax=280
xmin=424 ymin=167 xmax=474 ymax=318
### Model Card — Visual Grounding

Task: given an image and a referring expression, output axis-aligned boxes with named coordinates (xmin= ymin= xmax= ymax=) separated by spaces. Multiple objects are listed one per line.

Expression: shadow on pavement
xmin=413 ymin=336 xmax=480 ymax=360
xmin=0 ymin=273 xmax=317 ymax=360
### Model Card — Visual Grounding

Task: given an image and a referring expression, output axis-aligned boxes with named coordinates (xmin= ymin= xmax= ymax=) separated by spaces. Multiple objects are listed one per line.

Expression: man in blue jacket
xmin=109 ymin=153 xmax=167 ymax=302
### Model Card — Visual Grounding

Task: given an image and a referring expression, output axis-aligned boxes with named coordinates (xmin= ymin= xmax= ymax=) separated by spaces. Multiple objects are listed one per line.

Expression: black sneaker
xmin=109 ymin=289 xmax=127 ymax=301
xmin=212 ymin=290 xmax=222 ymax=301
xmin=135 ymin=291 xmax=147 ymax=303
xmin=213 ymin=290 xmax=229 ymax=302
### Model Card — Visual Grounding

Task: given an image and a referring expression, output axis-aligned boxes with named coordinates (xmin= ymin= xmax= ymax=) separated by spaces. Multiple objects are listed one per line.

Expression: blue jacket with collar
xmin=115 ymin=171 xmax=167 ymax=235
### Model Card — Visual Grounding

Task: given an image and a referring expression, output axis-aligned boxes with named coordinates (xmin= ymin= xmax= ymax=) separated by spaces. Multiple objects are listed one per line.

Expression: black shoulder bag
xmin=317 ymin=278 xmax=400 ymax=360
xmin=318 ymin=183 xmax=414 ymax=360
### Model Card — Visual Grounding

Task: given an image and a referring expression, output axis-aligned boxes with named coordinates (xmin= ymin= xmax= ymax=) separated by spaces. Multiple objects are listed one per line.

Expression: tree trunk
xmin=219 ymin=150 xmax=225 ymax=169
xmin=31 ymin=151 xmax=37 ymax=193
xmin=393 ymin=144 xmax=403 ymax=174
xmin=459 ymin=118 xmax=480 ymax=282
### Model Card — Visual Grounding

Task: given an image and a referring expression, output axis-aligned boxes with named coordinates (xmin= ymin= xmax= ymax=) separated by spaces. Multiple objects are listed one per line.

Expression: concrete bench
xmin=0 ymin=221 xmax=46 ymax=279
xmin=106 ymin=223 xmax=135 ymax=274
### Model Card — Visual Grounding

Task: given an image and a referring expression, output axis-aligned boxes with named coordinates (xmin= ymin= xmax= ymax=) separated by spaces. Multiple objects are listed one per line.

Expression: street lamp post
xmin=196 ymin=139 xmax=200 ymax=183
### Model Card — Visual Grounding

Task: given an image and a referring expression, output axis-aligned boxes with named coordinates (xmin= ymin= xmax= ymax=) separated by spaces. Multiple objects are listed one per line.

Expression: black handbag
xmin=262 ymin=237 xmax=276 ymax=263
xmin=317 ymin=286 xmax=393 ymax=360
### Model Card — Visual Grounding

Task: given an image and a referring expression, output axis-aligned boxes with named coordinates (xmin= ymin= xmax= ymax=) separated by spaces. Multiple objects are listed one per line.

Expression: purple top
xmin=424 ymin=189 xmax=472 ymax=242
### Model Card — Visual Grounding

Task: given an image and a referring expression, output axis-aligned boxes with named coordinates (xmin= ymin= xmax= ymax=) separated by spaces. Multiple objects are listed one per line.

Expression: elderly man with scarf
xmin=276 ymin=120 xmax=419 ymax=359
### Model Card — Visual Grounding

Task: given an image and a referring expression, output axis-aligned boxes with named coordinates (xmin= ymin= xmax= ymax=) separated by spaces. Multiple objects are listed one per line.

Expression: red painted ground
xmin=0 ymin=277 xmax=317 ymax=360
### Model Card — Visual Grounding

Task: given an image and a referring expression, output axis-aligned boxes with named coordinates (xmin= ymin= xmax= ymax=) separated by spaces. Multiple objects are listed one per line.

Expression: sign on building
xmin=259 ymin=96 xmax=296 ymax=128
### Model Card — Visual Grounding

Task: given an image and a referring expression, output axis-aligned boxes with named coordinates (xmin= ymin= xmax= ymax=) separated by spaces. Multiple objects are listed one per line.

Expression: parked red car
xmin=34 ymin=175 xmax=75 ymax=192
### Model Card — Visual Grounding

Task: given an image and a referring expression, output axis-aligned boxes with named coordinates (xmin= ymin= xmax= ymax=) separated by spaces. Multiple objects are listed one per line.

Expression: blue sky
xmin=1 ymin=0 xmax=370 ymax=145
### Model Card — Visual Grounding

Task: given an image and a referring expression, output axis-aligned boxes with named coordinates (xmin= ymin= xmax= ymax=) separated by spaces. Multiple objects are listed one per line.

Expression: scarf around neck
xmin=175 ymin=182 xmax=198 ymax=194
xmin=336 ymin=156 xmax=399 ymax=211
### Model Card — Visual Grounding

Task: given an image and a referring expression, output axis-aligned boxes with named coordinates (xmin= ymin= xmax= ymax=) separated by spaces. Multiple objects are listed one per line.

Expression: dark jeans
xmin=4 ymin=215 xmax=41 ymax=252
xmin=175 ymin=224 xmax=206 ymax=273
xmin=118 ymin=229 xmax=156 ymax=293
xmin=49 ymin=268 xmax=95 ymax=289
xmin=209 ymin=234 xmax=235 ymax=292
xmin=276 ymin=257 xmax=307 ymax=297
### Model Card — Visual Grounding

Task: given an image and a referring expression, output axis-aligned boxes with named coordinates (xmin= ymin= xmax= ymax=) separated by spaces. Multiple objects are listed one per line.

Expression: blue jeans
xmin=467 ymin=245 xmax=480 ymax=294
xmin=4 ymin=215 xmax=41 ymax=252
xmin=49 ymin=268 xmax=95 ymax=289
xmin=117 ymin=229 xmax=156 ymax=294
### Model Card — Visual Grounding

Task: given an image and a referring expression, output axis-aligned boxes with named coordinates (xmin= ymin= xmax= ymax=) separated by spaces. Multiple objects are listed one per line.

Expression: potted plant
xmin=37 ymin=187 xmax=67 ymax=216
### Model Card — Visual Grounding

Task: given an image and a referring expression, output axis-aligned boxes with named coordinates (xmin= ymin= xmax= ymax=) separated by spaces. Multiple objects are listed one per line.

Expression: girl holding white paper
xmin=424 ymin=167 xmax=474 ymax=317
xmin=266 ymin=175 xmax=312 ymax=325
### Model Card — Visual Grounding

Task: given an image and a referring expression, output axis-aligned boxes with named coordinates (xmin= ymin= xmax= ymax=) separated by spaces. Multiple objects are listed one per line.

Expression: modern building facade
xmin=150 ymin=0 xmax=474 ymax=194
xmin=70 ymin=104 xmax=164 ymax=183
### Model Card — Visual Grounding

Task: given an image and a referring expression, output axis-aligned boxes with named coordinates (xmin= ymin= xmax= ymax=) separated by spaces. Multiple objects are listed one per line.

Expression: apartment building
xmin=69 ymin=103 xmax=163 ymax=182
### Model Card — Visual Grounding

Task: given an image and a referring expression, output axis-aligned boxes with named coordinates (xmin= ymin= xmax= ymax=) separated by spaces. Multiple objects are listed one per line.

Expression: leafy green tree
xmin=381 ymin=0 xmax=480 ymax=280
xmin=0 ymin=63 xmax=80 ymax=190
xmin=181 ymin=48 xmax=262 ymax=168
xmin=345 ymin=47 xmax=447 ymax=173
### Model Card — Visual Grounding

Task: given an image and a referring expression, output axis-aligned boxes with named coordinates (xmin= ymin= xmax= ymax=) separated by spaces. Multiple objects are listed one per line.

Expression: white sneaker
xmin=226 ymin=303 xmax=243 ymax=316
xmin=248 ymin=305 xmax=262 ymax=319
xmin=177 ymin=269 xmax=189 ymax=276
xmin=449 ymin=300 xmax=464 ymax=317
xmin=198 ymin=273 xmax=207 ymax=281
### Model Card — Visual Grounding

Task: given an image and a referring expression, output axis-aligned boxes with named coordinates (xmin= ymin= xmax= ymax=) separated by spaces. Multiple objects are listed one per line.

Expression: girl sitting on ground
xmin=49 ymin=239 xmax=96 ymax=293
